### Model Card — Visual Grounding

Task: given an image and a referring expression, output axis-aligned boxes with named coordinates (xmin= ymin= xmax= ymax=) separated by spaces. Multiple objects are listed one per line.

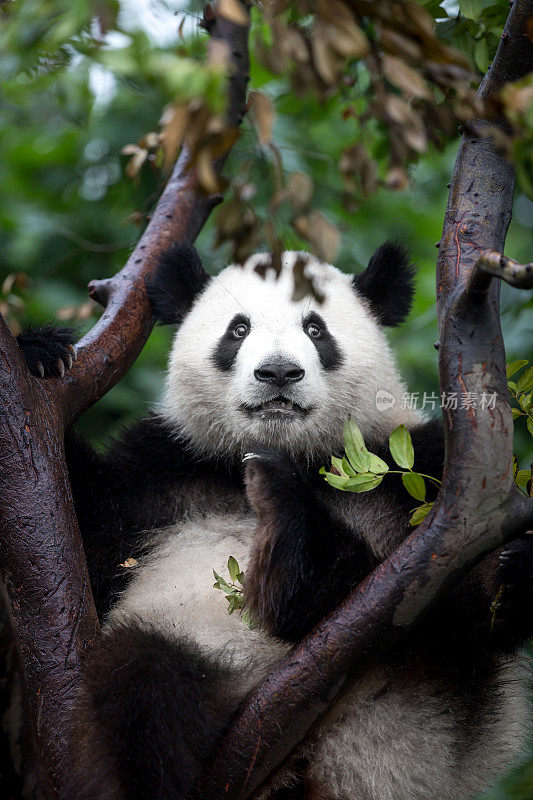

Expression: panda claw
xmin=57 ymin=359 xmax=65 ymax=378
xmin=36 ymin=361 xmax=45 ymax=379
xmin=65 ymin=354 xmax=73 ymax=370
xmin=68 ymin=344 xmax=77 ymax=361
xmin=243 ymin=452 xmax=261 ymax=462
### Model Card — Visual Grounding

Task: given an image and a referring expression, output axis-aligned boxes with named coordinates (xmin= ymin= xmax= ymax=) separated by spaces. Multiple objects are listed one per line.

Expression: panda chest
xmin=106 ymin=511 xmax=289 ymax=671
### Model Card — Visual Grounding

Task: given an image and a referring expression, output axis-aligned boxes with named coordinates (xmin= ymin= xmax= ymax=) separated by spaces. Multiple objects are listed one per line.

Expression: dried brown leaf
xmin=250 ymin=91 xmax=275 ymax=146
xmin=125 ymin=148 xmax=148 ymax=178
xmin=385 ymin=95 xmax=427 ymax=153
xmin=291 ymin=254 xmax=325 ymax=304
xmin=160 ymin=105 xmax=189 ymax=172
xmin=120 ymin=143 xmax=140 ymax=156
xmin=380 ymin=27 xmax=422 ymax=63
xmin=294 ymin=211 xmax=340 ymax=263
xmin=217 ymin=0 xmax=249 ymax=27
xmin=385 ymin=165 xmax=409 ymax=190
xmin=382 ymin=56 xmax=431 ymax=100
xmin=286 ymin=171 xmax=314 ymax=209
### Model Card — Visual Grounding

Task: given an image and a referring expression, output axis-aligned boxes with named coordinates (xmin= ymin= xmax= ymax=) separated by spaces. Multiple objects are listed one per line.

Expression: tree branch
xmin=468 ymin=250 xmax=533 ymax=293
xmin=199 ymin=3 xmax=533 ymax=797
xmin=0 ymin=2 xmax=250 ymax=796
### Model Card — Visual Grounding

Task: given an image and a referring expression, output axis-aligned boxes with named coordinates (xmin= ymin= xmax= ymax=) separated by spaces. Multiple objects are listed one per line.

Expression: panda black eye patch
xmin=303 ymin=312 xmax=343 ymax=371
xmin=212 ymin=314 xmax=251 ymax=372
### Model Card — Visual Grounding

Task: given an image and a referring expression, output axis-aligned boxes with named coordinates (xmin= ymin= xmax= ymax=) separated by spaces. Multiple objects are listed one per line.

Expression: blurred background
xmin=0 ymin=1 xmax=532 ymax=797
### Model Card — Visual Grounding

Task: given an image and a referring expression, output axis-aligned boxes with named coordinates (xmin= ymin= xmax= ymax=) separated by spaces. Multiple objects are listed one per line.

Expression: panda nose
xmin=254 ymin=361 xmax=305 ymax=387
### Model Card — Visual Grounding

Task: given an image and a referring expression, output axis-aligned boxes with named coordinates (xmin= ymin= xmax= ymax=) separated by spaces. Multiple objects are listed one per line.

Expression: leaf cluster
xmin=320 ymin=418 xmax=440 ymax=525
xmin=508 ymin=360 xmax=533 ymax=496
xmin=213 ymin=556 xmax=257 ymax=629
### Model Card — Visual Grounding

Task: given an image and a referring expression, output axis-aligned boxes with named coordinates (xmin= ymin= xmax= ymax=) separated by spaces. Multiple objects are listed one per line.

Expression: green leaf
xmin=528 ymin=418 xmax=533 ymax=439
xmin=227 ymin=596 xmax=237 ymax=614
xmin=343 ymin=417 xmax=370 ymax=472
xmin=409 ymin=502 xmax=434 ymax=526
xmin=508 ymin=381 xmax=517 ymax=391
xmin=389 ymin=424 xmax=414 ymax=469
xmin=366 ymin=452 xmax=389 ymax=474
xmin=227 ymin=556 xmax=240 ymax=582
xmin=507 ymin=360 xmax=528 ymax=378
xmin=402 ymin=472 xmax=426 ymax=501
xmin=330 ymin=456 xmax=349 ymax=477
xmin=458 ymin=0 xmax=482 ymax=19
xmin=241 ymin=607 xmax=258 ymax=630
xmin=521 ymin=393 xmax=532 ymax=411
xmin=345 ymin=474 xmax=383 ymax=493
xmin=511 ymin=408 xmax=523 ymax=420
xmin=515 ymin=469 xmax=532 ymax=489
xmin=341 ymin=457 xmax=357 ymax=477
xmin=323 ymin=472 xmax=351 ymax=491
xmin=213 ymin=570 xmax=233 ymax=594
xmin=516 ymin=366 xmax=533 ymax=394
xmin=474 ymin=38 xmax=489 ymax=73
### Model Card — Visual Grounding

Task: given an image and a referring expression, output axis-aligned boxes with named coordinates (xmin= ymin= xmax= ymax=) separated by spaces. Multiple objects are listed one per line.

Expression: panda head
xmin=150 ymin=243 xmax=423 ymax=462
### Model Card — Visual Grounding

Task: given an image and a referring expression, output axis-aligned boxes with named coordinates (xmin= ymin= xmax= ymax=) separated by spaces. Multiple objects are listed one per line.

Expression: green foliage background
xmin=0 ymin=1 xmax=531 ymax=796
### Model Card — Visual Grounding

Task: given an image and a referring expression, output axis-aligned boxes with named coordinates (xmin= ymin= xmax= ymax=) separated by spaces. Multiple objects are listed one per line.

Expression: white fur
xmin=108 ymin=514 xmax=289 ymax=690
xmin=160 ymin=251 xmax=422 ymax=461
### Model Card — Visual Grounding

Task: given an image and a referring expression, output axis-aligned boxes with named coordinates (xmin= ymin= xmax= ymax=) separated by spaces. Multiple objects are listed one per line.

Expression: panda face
xmin=160 ymin=251 xmax=422 ymax=461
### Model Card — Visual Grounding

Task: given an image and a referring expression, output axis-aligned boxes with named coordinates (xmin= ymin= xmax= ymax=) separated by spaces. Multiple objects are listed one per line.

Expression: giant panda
xmin=16 ymin=242 xmax=533 ymax=800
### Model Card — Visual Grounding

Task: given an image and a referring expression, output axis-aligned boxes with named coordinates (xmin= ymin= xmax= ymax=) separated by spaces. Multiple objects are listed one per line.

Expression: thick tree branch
xmin=0 ymin=315 xmax=99 ymax=798
xmin=0 ymin=3 xmax=250 ymax=796
xmin=199 ymin=3 xmax=533 ymax=797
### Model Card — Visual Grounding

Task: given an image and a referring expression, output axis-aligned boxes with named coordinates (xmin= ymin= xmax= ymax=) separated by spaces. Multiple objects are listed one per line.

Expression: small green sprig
xmin=507 ymin=360 xmax=533 ymax=434
xmin=213 ymin=556 xmax=257 ymax=630
xmin=320 ymin=418 xmax=441 ymax=526
xmin=507 ymin=360 xmax=533 ymax=496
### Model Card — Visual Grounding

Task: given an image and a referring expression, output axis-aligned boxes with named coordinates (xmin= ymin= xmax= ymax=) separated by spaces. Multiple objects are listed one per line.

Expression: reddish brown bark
xmin=0 ymin=2 xmax=250 ymax=797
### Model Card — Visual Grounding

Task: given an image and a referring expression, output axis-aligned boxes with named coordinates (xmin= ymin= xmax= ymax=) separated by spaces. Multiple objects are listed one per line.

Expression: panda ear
xmin=352 ymin=241 xmax=416 ymax=327
xmin=146 ymin=243 xmax=211 ymax=325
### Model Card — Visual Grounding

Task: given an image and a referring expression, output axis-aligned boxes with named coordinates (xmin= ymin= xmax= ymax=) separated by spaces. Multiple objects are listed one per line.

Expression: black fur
xmin=17 ymin=325 xmax=76 ymax=377
xmin=65 ymin=417 xmax=243 ymax=617
xmin=302 ymin=311 xmax=343 ymax=371
xmin=353 ymin=241 xmax=416 ymax=327
xmin=64 ymin=623 xmax=239 ymax=800
xmin=212 ymin=313 xmax=251 ymax=372
xmin=492 ymin=535 xmax=533 ymax=645
xmin=244 ymin=450 xmax=373 ymax=641
xmin=146 ymin=243 xmax=211 ymax=325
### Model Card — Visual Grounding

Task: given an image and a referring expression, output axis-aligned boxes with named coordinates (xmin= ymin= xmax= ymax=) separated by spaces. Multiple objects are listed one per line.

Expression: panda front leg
xmin=243 ymin=450 xmax=374 ymax=643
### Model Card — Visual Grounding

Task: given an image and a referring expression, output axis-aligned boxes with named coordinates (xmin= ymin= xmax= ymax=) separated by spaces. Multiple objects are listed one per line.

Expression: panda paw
xmin=492 ymin=534 xmax=533 ymax=633
xmin=17 ymin=325 xmax=77 ymax=378
xmin=243 ymin=449 xmax=308 ymax=518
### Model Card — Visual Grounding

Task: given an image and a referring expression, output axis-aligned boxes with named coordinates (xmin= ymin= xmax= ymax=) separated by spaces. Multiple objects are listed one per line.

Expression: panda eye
xmin=233 ymin=323 xmax=249 ymax=339
xmin=306 ymin=322 xmax=322 ymax=339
